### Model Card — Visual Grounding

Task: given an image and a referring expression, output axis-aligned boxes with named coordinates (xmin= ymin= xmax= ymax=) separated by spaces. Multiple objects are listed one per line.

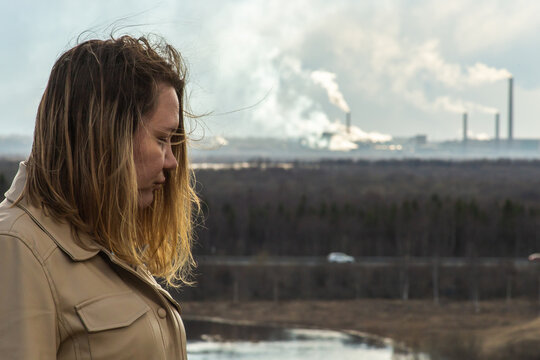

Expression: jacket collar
xmin=5 ymin=162 xmax=101 ymax=261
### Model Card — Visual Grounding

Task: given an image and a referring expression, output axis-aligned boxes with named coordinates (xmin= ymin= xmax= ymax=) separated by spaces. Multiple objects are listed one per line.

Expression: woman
xmin=0 ymin=35 xmax=199 ymax=359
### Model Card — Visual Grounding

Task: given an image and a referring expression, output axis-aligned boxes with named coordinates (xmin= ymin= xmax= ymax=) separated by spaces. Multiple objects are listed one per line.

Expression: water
xmin=185 ymin=319 xmax=426 ymax=360
xmin=191 ymin=162 xmax=294 ymax=171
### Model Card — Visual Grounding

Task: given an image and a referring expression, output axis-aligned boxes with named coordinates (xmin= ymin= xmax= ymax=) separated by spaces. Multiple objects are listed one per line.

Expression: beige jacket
xmin=0 ymin=163 xmax=187 ymax=359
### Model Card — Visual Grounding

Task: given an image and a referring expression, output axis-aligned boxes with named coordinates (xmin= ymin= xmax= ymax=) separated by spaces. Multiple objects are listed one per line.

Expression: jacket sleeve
xmin=0 ymin=235 xmax=57 ymax=359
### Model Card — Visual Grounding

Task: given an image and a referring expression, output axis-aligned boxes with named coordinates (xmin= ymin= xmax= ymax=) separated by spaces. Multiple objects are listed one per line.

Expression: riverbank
xmin=181 ymin=299 xmax=540 ymax=359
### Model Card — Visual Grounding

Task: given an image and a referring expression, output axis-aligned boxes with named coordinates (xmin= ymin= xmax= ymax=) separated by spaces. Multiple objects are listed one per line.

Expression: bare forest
xmin=194 ymin=159 xmax=540 ymax=259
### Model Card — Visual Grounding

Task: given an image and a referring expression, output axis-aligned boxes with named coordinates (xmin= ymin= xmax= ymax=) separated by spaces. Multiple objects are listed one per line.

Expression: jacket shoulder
xmin=0 ymin=199 xmax=58 ymax=262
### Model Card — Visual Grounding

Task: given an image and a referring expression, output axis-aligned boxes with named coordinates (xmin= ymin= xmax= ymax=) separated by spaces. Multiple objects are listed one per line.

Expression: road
xmin=196 ymin=256 xmax=533 ymax=268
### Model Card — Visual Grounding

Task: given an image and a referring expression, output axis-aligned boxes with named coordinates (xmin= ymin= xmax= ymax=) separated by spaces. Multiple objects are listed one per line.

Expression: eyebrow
xmin=155 ymin=125 xmax=179 ymax=133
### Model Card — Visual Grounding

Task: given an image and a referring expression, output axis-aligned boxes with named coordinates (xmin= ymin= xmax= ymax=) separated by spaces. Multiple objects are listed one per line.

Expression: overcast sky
xmin=2 ymin=0 xmax=540 ymax=141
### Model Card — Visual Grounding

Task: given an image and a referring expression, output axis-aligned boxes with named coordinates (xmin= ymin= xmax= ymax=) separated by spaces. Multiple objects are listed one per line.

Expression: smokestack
xmin=463 ymin=113 xmax=468 ymax=144
xmin=346 ymin=112 xmax=351 ymax=134
xmin=495 ymin=113 xmax=500 ymax=142
xmin=508 ymin=77 xmax=513 ymax=142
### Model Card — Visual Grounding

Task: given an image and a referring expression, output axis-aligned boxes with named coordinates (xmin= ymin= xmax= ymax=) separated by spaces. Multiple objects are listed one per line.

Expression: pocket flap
xmin=76 ymin=291 xmax=149 ymax=333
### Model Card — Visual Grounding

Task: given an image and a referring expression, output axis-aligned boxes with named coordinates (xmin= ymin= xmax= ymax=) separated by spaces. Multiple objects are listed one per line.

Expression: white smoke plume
xmin=459 ymin=130 xmax=490 ymax=141
xmin=466 ymin=63 xmax=512 ymax=85
xmin=468 ymin=131 xmax=490 ymax=141
xmin=383 ymin=39 xmax=508 ymax=117
xmin=310 ymin=70 xmax=351 ymax=113
xmin=259 ymin=55 xmax=391 ymax=148
xmin=239 ymin=53 xmax=392 ymax=150
xmin=404 ymin=40 xmax=512 ymax=89
xmin=433 ymin=96 xmax=499 ymax=115
xmin=304 ymin=120 xmax=392 ymax=151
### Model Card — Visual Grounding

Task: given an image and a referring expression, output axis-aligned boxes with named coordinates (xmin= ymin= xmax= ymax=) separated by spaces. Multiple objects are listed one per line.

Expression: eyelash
xmin=157 ymin=136 xmax=171 ymax=146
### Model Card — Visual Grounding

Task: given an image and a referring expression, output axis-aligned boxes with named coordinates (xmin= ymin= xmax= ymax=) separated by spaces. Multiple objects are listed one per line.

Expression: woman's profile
xmin=0 ymin=34 xmax=199 ymax=359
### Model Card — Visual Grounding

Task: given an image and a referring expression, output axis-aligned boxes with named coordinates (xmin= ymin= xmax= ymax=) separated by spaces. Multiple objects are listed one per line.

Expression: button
xmin=157 ymin=308 xmax=167 ymax=318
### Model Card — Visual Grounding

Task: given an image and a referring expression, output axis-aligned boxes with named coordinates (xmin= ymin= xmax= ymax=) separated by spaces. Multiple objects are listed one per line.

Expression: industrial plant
xmin=2 ymin=77 xmax=536 ymax=162
xmin=290 ymin=76 xmax=540 ymax=159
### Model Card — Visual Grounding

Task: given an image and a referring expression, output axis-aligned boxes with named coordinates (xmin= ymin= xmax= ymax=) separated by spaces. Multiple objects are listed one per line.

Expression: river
xmin=185 ymin=319 xmax=428 ymax=360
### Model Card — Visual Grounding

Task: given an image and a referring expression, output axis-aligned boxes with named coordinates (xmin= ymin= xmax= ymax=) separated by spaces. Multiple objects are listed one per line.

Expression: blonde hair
xmin=23 ymin=35 xmax=199 ymax=287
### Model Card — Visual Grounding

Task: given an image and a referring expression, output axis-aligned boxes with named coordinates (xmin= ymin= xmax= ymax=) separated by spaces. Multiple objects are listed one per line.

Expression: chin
xmin=138 ymin=191 xmax=154 ymax=208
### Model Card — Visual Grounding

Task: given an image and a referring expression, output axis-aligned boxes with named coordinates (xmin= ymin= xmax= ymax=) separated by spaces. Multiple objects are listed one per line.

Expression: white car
xmin=327 ymin=252 xmax=354 ymax=263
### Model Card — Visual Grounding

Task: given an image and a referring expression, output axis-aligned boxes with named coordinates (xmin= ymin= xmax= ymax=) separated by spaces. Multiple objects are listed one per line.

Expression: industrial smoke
xmin=310 ymin=70 xmax=350 ymax=113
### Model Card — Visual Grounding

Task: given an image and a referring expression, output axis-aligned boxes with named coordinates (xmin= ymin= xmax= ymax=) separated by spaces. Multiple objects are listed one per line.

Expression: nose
xmin=164 ymin=144 xmax=178 ymax=170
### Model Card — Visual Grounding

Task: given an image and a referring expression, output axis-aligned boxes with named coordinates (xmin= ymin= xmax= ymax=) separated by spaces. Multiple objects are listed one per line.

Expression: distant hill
xmin=0 ymin=135 xmax=31 ymax=159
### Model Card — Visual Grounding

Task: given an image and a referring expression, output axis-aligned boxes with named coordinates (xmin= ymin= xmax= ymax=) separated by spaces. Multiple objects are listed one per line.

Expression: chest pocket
xmin=75 ymin=291 xmax=162 ymax=360
xmin=76 ymin=291 xmax=149 ymax=332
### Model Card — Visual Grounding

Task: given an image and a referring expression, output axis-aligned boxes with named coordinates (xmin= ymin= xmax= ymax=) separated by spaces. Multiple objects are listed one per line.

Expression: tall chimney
xmin=508 ymin=77 xmax=513 ymax=142
xmin=346 ymin=112 xmax=351 ymax=134
xmin=495 ymin=113 xmax=500 ymax=142
xmin=463 ymin=112 xmax=468 ymax=144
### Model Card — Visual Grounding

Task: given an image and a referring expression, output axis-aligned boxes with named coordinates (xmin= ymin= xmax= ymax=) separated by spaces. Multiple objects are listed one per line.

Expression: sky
xmin=2 ymin=0 xmax=540 ymax=141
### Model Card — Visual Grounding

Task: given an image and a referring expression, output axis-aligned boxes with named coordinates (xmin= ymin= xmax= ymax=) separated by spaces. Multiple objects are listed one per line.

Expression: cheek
xmin=133 ymin=142 xmax=151 ymax=179
xmin=134 ymin=143 xmax=165 ymax=183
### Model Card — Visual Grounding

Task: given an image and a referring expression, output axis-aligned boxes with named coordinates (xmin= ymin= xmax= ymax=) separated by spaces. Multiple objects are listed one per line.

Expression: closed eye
xmin=156 ymin=132 xmax=173 ymax=142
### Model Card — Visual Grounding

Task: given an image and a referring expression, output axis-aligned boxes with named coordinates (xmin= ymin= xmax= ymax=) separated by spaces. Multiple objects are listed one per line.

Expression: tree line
xmin=194 ymin=159 xmax=540 ymax=258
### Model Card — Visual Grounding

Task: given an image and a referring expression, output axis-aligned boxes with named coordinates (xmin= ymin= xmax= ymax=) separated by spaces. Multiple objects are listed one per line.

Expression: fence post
xmin=233 ymin=279 xmax=239 ymax=303
xmin=432 ymin=257 xmax=439 ymax=305
xmin=273 ymin=278 xmax=279 ymax=302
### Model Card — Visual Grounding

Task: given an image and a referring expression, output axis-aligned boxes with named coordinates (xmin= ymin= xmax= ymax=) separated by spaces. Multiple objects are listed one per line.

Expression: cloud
xmin=466 ymin=63 xmax=512 ymax=85
xmin=449 ymin=0 xmax=540 ymax=55
xmin=431 ymin=96 xmax=499 ymax=115
xmin=369 ymin=38 xmax=510 ymax=115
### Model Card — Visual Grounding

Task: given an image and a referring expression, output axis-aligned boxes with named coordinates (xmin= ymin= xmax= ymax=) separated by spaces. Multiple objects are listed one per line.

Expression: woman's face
xmin=133 ymin=84 xmax=180 ymax=208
